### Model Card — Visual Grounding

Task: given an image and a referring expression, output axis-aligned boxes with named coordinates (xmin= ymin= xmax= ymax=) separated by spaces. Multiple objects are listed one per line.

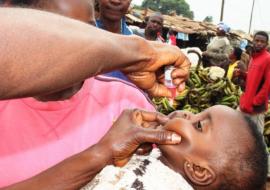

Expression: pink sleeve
xmin=119 ymin=87 xmax=156 ymax=112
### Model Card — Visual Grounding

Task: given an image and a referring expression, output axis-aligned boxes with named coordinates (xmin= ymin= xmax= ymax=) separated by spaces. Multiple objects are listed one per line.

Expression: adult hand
xmin=97 ymin=109 xmax=182 ymax=167
xmin=233 ymin=68 xmax=241 ymax=77
xmin=134 ymin=110 xmax=196 ymax=156
xmin=122 ymin=42 xmax=191 ymax=98
xmin=168 ymin=110 xmax=195 ymax=120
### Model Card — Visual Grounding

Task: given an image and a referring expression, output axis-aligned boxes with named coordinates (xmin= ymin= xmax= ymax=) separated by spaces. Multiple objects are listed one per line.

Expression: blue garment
xmin=96 ymin=18 xmax=132 ymax=81
xmin=240 ymin=39 xmax=248 ymax=51
xmin=217 ymin=22 xmax=230 ymax=33
xmin=96 ymin=18 xmax=133 ymax=35
xmin=176 ymin=32 xmax=189 ymax=41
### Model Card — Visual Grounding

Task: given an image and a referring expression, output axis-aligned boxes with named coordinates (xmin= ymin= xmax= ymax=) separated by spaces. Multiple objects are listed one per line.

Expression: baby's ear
xmin=183 ymin=161 xmax=216 ymax=186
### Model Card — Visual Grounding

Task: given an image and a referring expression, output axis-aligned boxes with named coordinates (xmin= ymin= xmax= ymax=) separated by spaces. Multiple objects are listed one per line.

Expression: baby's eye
xmin=195 ymin=121 xmax=203 ymax=132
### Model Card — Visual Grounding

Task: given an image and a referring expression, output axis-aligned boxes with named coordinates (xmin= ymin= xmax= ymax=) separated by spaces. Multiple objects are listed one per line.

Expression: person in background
xmin=240 ymin=31 xmax=270 ymax=133
xmin=227 ymin=47 xmax=243 ymax=80
xmin=95 ymin=6 xmax=187 ymax=92
xmin=227 ymin=47 xmax=247 ymax=78
xmin=145 ymin=13 xmax=164 ymax=42
xmin=0 ymin=0 xmax=190 ymax=187
xmin=235 ymin=44 xmax=252 ymax=80
xmin=95 ymin=0 xmax=132 ymax=80
xmin=167 ymin=28 xmax=177 ymax=46
xmin=131 ymin=13 xmax=164 ymax=42
xmin=207 ymin=22 xmax=231 ymax=54
xmin=226 ymin=47 xmax=248 ymax=90
xmin=96 ymin=0 xmax=132 ymax=35
xmin=202 ymin=22 xmax=232 ymax=69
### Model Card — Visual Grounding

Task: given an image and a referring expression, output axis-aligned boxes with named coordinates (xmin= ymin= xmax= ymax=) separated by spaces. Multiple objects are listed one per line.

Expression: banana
xmin=201 ymin=91 xmax=209 ymax=98
xmin=208 ymin=80 xmax=224 ymax=90
xmin=264 ymin=125 xmax=270 ymax=135
xmin=187 ymin=78 xmax=195 ymax=87
xmin=225 ymin=85 xmax=232 ymax=95
xmin=162 ymin=98 xmax=169 ymax=111
xmin=183 ymin=104 xmax=192 ymax=110
xmin=224 ymin=87 xmax=230 ymax=96
xmin=175 ymin=89 xmax=189 ymax=101
xmin=192 ymin=72 xmax=202 ymax=86
xmin=152 ymin=98 xmax=163 ymax=105
xmin=194 ymin=87 xmax=205 ymax=93
xmin=215 ymin=81 xmax=226 ymax=91
xmin=219 ymin=101 xmax=233 ymax=106
xmin=265 ymin=121 xmax=270 ymax=127
xmin=227 ymin=79 xmax=236 ymax=93
xmin=220 ymin=95 xmax=237 ymax=103
xmin=191 ymin=77 xmax=200 ymax=88
xmin=198 ymin=72 xmax=212 ymax=83
xmin=153 ymin=67 xmax=243 ymax=117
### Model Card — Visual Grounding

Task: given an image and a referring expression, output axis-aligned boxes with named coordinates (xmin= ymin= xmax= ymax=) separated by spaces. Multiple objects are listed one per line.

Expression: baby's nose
xmin=168 ymin=111 xmax=195 ymax=120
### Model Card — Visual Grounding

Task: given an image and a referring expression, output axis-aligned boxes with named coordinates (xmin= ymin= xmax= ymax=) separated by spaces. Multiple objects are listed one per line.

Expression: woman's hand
xmin=122 ymin=42 xmax=191 ymax=98
xmin=97 ymin=109 xmax=182 ymax=167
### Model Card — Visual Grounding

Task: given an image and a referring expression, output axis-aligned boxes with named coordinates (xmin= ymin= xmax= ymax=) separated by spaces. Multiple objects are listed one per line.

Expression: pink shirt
xmin=0 ymin=76 xmax=155 ymax=187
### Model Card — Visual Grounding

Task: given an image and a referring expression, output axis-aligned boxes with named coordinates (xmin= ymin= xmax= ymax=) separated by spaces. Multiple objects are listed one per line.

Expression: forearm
xmin=2 ymin=145 xmax=110 ymax=190
xmin=0 ymin=8 xmax=152 ymax=99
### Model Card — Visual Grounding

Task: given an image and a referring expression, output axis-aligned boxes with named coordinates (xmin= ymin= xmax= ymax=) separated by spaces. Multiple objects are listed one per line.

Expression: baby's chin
xmin=156 ymin=146 xmax=185 ymax=177
xmin=157 ymin=143 xmax=179 ymax=152
xmin=156 ymin=145 xmax=173 ymax=164
xmin=156 ymin=147 xmax=172 ymax=168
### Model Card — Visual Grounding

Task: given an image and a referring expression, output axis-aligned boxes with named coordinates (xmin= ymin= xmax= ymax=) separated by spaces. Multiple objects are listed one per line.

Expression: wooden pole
xmin=220 ymin=0 xmax=225 ymax=21
xmin=248 ymin=0 xmax=256 ymax=34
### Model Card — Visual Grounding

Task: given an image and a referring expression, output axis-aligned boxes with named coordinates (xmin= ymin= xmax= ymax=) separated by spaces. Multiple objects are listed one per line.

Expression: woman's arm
xmin=1 ymin=110 xmax=181 ymax=190
xmin=3 ymin=146 xmax=109 ymax=190
xmin=0 ymin=8 xmax=152 ymax=99
xmin=0 ymin=8 xmax=189 ymax=100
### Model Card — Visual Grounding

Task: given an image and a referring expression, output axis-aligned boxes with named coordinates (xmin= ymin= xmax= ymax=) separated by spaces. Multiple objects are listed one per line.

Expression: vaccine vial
xmin=165 ymin=66 xmax=176 ymax=88
xmin=164 ymin=66 xmax=177 ymax=99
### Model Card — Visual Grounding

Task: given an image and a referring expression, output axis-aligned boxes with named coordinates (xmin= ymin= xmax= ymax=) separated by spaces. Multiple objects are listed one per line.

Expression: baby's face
xmin=159 ymin=106 xmax=250 ymax=177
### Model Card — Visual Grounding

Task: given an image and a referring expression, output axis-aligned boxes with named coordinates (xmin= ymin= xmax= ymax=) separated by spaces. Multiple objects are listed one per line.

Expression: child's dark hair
xmin=216 ymin=115 xmax=268 ymax=190
xmin=255 ymin=31 xmax=269 ymax=42
xmin=233 ymin=47 xmax=243 ymax=60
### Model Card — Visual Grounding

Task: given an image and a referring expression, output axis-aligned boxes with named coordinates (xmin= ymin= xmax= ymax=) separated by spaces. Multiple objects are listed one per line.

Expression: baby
xmin=82 ymin=105 xmax=268 ymax=190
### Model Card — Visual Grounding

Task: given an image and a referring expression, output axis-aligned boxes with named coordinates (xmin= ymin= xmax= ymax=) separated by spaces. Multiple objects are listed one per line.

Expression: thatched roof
xmin=126 ymin=8 xmax=252 ymax=41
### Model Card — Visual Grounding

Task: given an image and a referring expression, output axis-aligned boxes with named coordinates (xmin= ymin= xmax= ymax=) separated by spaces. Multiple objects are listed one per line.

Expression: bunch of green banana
xmin=153 ymin=66 xmax=242 ymax=115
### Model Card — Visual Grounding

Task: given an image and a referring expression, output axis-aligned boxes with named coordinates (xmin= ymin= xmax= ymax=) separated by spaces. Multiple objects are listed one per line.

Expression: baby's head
xmin=159 ymin=105 xmax=268 ymax=190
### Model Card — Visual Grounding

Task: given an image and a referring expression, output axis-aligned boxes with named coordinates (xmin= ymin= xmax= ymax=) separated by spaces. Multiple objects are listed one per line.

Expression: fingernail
xmin=159 ymin=115 xmax=169 ymax=122
xmin=180 ymin=83 xmax=185 ymax=89
xmin=171 ymin=133 xmax=181 ymax=143
xmin=179 ymin=83 xmax=185 ymax=91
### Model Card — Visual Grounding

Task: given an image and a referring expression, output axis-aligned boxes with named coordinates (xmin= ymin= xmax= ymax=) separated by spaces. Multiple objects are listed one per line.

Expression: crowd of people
xmin=0 ymin=0 xmax=269 ymax=190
